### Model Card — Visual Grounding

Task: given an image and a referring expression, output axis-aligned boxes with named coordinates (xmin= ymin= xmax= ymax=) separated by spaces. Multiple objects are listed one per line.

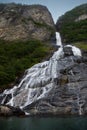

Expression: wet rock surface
xmin=23 ymin=48 xmax=87 ymax=116
xmin=0 ymin=33 xmax=87 ymax=116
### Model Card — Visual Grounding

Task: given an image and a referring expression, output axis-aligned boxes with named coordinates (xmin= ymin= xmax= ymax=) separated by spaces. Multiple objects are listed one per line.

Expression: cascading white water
xmin=56 ymin=32 xmax=62 ymax=46
xmin=5 ymin=32 xmax=64 ymax=108
xmin=0 ymin=32 xmax=82 ymax=115
xmin=56 ymin=32 xmax=82 ymax=57
xmin=66 ymin=45 xmax=82 ymax=56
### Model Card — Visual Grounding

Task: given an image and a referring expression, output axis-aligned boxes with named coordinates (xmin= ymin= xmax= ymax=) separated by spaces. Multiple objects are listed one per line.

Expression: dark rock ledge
xmin=0 ymin=105 xmax=25 ymax=116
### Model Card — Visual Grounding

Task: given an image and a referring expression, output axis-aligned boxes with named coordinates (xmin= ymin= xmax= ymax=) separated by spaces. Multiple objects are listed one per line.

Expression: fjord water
xmin=0 ymin=117 xmax=87 ymax=130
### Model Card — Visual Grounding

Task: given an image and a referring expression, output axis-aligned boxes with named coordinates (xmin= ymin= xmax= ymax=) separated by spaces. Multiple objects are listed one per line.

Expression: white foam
xmin=66 ymin=45 xmax=82 ymax=56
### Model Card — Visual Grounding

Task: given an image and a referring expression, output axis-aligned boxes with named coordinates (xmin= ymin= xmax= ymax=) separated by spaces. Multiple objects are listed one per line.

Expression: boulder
xmin=63 ymin=46 xmax=73 ymax=56
xmin=0 ymin=105 xmax=25 ymax=116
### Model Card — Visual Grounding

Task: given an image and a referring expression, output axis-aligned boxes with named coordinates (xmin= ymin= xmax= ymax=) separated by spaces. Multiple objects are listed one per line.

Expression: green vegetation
xmin=73 ymin=42 xmax=87 ymax=50
xmin=60 ymin=20 xmax=87 ymax=43
xmin=56 ymin=4 xmax=87 ymax=43
xmin=0 ymin=40 xmax=53 ymax=88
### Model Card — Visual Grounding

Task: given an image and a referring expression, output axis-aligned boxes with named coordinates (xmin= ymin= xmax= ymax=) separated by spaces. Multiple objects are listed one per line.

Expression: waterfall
xmin=0 ymin=32 xmax=82 ymax=115
xmin=56 ymin=32 xmax=81 ymax=57
xmin=56 ymin=32 xmax=62 ymax=46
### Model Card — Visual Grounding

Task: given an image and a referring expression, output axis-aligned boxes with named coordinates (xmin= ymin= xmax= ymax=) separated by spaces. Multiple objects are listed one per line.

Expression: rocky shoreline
xmin=0 ymin=105 xmax=25 ymax=117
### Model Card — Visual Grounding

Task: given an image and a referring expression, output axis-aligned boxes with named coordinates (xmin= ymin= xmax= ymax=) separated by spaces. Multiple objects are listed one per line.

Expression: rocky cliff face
xmin=75 ymin=14 xmax=87 ymax=22
xmin=23 ymin=48 xmax=87 ymax=116
xmin=0 ymin=33 xmax=87 ymax=116
xmin=0 ymin=3 xmax=55 ymax=41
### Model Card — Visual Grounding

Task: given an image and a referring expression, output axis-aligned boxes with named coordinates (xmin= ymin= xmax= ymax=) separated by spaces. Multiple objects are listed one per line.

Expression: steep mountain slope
xmin=1 ymin=33 xmax=87 ymax=116
xmin=0 ymin=3 xmax=56 ymax=89
xmin=56 ymin=4 xmax=87 ymax=44
xmin=0 ymin=3 xmax=55 ymax=41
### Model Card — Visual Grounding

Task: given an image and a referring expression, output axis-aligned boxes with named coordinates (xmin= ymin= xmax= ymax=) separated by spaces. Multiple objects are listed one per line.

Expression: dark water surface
xmin=0 ymin=117 xmax=87 ymax=130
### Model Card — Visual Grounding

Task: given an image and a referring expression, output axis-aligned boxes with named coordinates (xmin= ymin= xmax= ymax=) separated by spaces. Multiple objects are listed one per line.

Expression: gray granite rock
xmin=0 ymin=3 xmax=55 ymax=41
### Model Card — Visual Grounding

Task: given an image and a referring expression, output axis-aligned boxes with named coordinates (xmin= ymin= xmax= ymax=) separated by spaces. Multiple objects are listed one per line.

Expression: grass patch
xmin=73 ymin=42 xmax=87 ymax=50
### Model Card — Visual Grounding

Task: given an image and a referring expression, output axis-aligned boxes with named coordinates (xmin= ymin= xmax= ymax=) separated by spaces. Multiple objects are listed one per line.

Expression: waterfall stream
xmin=0 ymin=32 xmax=82 ymax=115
